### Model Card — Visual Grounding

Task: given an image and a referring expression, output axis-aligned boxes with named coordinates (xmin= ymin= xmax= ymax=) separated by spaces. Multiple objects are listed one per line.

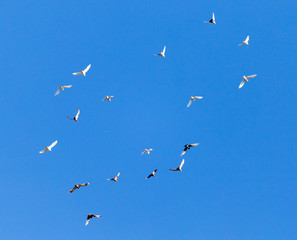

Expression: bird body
xmin=169 ymin=159 xmax=185 ymax=172
xmin=102 ymin=96 xmax=114 ymax=102
xmin=142 ymin=149 xmax=153 ymax=155
xmin=181 ymin=143 xmax=199 ymax=156
xmin=54 ymin=85 xmax=72 ymax=96
xmin=85 ymin=214 xmax=101 ymax=226
xmin=69 ymin=182 xmax=89 ymax=193
xmin=187 ymin=96 xmax=203 ymax=108
xmin=239 ymin=74 xmax=257 ymax=88
xmin=39 ymin=140 xmax=58 ymax=153
xmin=66 ymin=109 xmax=80 ymax=122
xmin=146 ymin=168 xmax=158 ymax=179
xmin=72 ymin=64 xmax=91 ymax=76
xmin=239 ymin=35 xmax=249 ymax=46
xmin=154 ymin=46 xmax=166 ymax=58
xmin=107 ymin=172 xmax=120 ymax=182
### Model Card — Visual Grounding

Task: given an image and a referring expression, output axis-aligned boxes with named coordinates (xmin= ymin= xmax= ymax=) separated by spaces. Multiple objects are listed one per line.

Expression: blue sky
xmin=1 ymin=0 xmax=297 ymax=239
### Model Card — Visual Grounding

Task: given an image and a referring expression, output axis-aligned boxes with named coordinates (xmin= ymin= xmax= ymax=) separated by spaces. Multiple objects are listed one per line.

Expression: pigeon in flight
xmin=54 ymin=85 xmax=72 ymax=96
xmin=39 ymin=140 xmax=58 ymax=154
xmin=204 ymin=12 xmax=216 ymax=24
xmin=102 ymin=96 xmax=114 ymax=102
xmin=238 ymin=36 xmax=249 ymax=46
xmin=142 ymin=149 xmax=153 ymax=155
xmin=66 ymin=109 xmax=80 ymax=122
xmin=169 ymin=159 xmax=185 ymax=172
xmin=154 ymin=46 xmax=166 ymax=58
xmin=68 ymin=183 xmax=89 ymax=193
xmin=187 ymin=96 xmax=203 ymax=108
xmin=239 ymin=74 xmax=257 ymax=89
xmin=85 ymin=214 xmax=101 ymax=226
xmin=107 ymin=172 xmax=120 ymax=182
xmin=146 ymin=168 xmax=158 ymax=179
xmin=181 ymin=143 xmax=199 ymax=156
xmin=72 ymin=64 xmax=91 ymax=76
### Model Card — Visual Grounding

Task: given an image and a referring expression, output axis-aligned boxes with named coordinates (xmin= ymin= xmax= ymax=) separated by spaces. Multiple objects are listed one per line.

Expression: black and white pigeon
xmin=107 ymin=172 xmax=120 ymax=182
xmin=66 ymin=109 xmax=80 ymax=122
xmin=169 ymin=159 xmax=185 ymax=172
xmin=181 ymin=143 xmax=199 ymax=156
xmin=68 ymin=183 xmax=89 ymax=193
xmin=204 ymin=12 xmax=216 ymax=24
xmin=146 ymin=168 xmax=158 ymax=179
xmin=85 ymin=214 xmax=101 ymax=226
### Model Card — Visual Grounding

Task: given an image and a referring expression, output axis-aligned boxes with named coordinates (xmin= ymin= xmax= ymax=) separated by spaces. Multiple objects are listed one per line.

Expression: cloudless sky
xmin=1 ymin=0 xmax=297 ymax=239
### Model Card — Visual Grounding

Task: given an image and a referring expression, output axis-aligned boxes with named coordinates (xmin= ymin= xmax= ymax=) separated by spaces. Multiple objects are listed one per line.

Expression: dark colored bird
xmin=66 ymin=109 xmax=80 ymax=122
xmin=169 ymin=159 xmax=185 ymax=172
xmin=68 ymin=182 xmax=89 ymax=193
xmin=181 ymin=143 xmax=199 ymax=156
xmin=107 ymin=172 xmax=120 ymax=182
xmin=85 ymin=214 xmax=101 ymax=226
xmin=146 ymin=168 xmax=158 ymax=179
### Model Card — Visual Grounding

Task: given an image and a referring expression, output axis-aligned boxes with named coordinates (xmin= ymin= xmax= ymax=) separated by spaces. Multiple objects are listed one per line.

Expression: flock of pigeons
xmin=38 ymin=12 xmax=257 ymax=226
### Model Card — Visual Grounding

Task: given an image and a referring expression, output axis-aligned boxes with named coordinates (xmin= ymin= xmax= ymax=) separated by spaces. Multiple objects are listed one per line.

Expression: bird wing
xmin=117 ymin=172 xmax=120 ymax=177
xmin=149 ymin=149 xmax=153 ymax=151
xmin=79 ymin=183 xmax=89 ymax=187
xmin=247 ymin=74 xmax=257 ymax=79
xmin=76 ymin=109 xmax=80 ymax=119
xmin=72 ymin=72 xmax=82 ymax=75
xmin=154 ymin=169 xmax=158 ymax=173
xmin=49 ymin=140 xmax=58 ymax=149
xmin=180 ymin=150 xmax=186 ymax=156
xmin=102 ymin=97 xmax=107 ymax=101
xmin=69 ymin=186 xmax=77 ymax=193
xmin=212 ymin=12 xmax=215 ymax=21
xmin=187 ymin=99 xmax=193 ymax=108
xmin=239 ymin=80 xmax=245 ymax=88
xmin=193 ymin=96 xmax=203 ymax=99
xmin=83 ymin=64 xmax=91 ymax=73
xmin=180 ymin=159 xmax=185 ymax=168
xmin=169 ymin=168 xmax=177 ymax=171
xmin=62 ymin=85 xmax=72 ymax=89
xmin=238 ymin=42 xmax=244 ymax=46
xmin=190 ymin=143 xmax=199 ymax=147
xmin=245 ymin=35 xmax=249 ymax=42
xmin=162 ymin=46 xmax=166 ymax=54
xmin=85 ymin=219 xmax=90 ymax=226
xmin=54 ymin=89 xmax=61 ymax=96
xmin=39 ymin=148 xmax=47 ymax=154
xmin=146 ymin=174 xmax=153 ymax=179
xmin=93 ymin=215 xmax=101 ymax=218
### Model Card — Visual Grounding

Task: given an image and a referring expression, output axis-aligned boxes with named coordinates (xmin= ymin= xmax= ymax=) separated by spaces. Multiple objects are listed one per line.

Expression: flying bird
xmin=68 ymin=183 xmax=89 ymax=193
xmin=102 ymin=96 xmax=114 ymax=102
xmin=169 ymin=159 xmax=185 ymax=172
xmin=238 ymin=36 xmax=249 ymax=46
xmin=204 ymin=12 xmax=216 ymax=24
xmin=107 ymin=172 xmax=120 ymax=182
xmin=54 ymin=85 xmax=72 ymax=96
xmin=39 ymin=140 xmax=58 ymax=154
xmin=72 ymin=64 xmax=91 ymax=76
xmin=146 ymin=168 xmax=158 ymax=179
xmin=66 ymin=109 xmax=80 ymax=122
xmin=154 ymin=46 xmax=166 ymax=58
xmin=239 ymin=74 xmax=257 ymax=89
xmin=85 ymin=214 xmax=101 ymax=226
xmin=181 ymin=143 xmax=199 ymax=156
xmin=142 ymin=149 xmax=153 ymax=155
xmin=187 ymin=96 xmax=203 ymax=108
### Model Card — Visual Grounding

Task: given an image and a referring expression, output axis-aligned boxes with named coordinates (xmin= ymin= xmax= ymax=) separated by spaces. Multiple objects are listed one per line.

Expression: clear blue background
xmin=1 ymin=0 xmax=297 ymax=239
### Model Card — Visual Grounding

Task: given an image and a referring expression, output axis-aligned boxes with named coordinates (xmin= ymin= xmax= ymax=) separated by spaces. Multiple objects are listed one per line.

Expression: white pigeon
xmin=204 ymin=12 xmax=216 ymax=24
xmin=239 ymin=74 xmax=257 ymax=89
xmin=54 ymin=85 xmax=72 ymax=96
xmin=154 ymin=46 xmax=166 ymax=58
xmin=187 ymin=96 xmax=203 ymax=108
xmin=39 ymin=140 xmax=58 ymax=154
xmin=72 ymin=64 xmax=91 ymax=76
xmin=102 ymin=96 xmax=114 ymax=102
xmin=238 ymin=36 xmax=249 ymax=46
xmin=142 ymin=149 xmax=153 ymax=155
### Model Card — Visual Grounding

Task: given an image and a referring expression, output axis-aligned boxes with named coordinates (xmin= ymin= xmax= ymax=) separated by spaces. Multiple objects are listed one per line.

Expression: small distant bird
xmin=146 ymin=168 xmax=158 ymax=179
xmin=187 ymin=96 xmax=203 ymax=108
xmin=39 ymin=140 xmax=58 ymax=154
xmin=102 ymin=96 xmax=114 ymax=102
xmin=85 ymin=214 xmax=101 ymax=226
xmin=142 ymin=149 xmax=153 ymax=155
xmin=54 ymin=85 xmax=72 ymax=96
xmin=154 ymin=46 xmax=166 ymax=58
xmin=204 ymin=12 xmax=216 ymax=24
xmin=169 ymin=159 xmax=185 ymax=172
xmin=72 ymin=64 xmax=91 ymax=76
xmin=66 ymin=109 xmax=80 ymax=122
xmin=181 ymin=143 xmax=199 ymax=156
xmin=68 ymin=183 xmax=89 ymax=193
xmin=239 ymin=74 xmax=257 ymax=89
xmin=107 ymin=172 xmax=120 ymax=182
xmin=238 ymin=36 xmax=249 ymax=46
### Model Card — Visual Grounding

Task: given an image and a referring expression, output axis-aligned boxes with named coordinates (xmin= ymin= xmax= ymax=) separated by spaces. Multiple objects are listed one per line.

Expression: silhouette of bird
xmin=72 ymin=64 xmax=91 ymax=76
xmin=85 ymin=214 xmax=101 ymax=226
xmin=181 ymin=143 xmax=199 ymax=156
xmin=54 ymin=85 xmax=72 ymax=96
xmin=39 ymin=140 xmax=58 ymax=154
xmin=154 ymin=46 xmax=166 ymax=58
xmin=169 ymin=159 xmax=185 ymax=172
xmin=146 ymin=169 xmax=158 ymax=179
xmin=204 ymin=12 xmax=216 ymax=24
xmin=68 ymin=183 xmax=89 ymax=193
xmin=187 ymin=96 xmax=203 ymax=108
xmin=142 ymin=149 xmax=153 ymax=155
xmin=239 ymin=74 xmax=257 ymax=89
xmin=66 ymin=109 xmax=80 ymax=122
xmin=102 ymin=96 xmax=114 ymax=102
xmin=107 ymin=172 xmax=120 ymax=182
xmin=238 ymin=36 xmax=249 ymax=46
